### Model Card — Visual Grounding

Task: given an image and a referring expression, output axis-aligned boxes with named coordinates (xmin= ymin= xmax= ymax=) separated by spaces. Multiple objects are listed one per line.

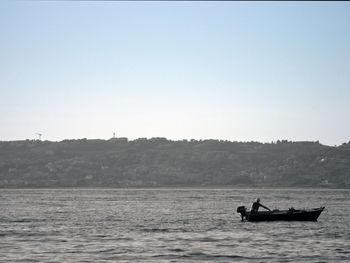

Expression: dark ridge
xmin=0 ymin=138 xmax=349 ymax=188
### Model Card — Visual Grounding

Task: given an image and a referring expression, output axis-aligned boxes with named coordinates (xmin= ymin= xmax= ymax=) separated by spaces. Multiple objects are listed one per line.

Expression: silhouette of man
xmin=251 ymin=198 xmax=271 ymax=213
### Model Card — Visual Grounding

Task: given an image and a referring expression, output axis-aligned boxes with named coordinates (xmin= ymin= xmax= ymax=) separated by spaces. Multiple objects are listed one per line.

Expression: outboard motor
xmin=237 ymin=206 xmax=247 ymax=221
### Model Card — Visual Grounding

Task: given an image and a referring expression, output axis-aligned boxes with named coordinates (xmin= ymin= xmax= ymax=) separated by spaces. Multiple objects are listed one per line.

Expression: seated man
xmin=251 ymin=198 xmax=271 ymax=213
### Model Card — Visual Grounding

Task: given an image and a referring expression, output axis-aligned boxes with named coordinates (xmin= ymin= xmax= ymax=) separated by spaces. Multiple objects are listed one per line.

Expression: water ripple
xmin=0 ymin=188 xmax=349 ymax=262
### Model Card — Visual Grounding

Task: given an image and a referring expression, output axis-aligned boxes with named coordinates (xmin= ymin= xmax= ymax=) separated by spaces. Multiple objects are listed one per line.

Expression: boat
xmin=237 ymin=206 xmax=325 ymax=222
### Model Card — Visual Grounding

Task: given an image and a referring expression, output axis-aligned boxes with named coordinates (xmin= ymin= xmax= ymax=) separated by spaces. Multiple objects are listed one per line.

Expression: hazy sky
xmin=1 ymin=1 xmax=349 ymax=145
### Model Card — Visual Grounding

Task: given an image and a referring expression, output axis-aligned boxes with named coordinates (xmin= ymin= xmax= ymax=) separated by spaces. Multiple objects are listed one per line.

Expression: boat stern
xmin=237 ymin=206 xmax=247 ymax=221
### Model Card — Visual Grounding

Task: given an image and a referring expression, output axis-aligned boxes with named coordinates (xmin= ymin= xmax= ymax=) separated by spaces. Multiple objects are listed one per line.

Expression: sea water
xmin=0 ymin=188 xmax=349 ymax=262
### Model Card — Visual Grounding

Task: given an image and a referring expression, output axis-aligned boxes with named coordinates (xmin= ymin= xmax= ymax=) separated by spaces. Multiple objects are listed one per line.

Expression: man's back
xmin=251 ymin=201 xmax=260 ymax=213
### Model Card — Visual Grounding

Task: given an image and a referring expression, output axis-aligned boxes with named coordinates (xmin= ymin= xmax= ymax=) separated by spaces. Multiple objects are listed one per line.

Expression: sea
xmin=0 ymin=188 xmax=349 ymax=262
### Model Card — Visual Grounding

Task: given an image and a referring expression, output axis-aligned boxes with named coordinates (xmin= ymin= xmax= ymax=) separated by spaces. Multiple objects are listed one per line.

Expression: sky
xmin=1 ymin=1 xmax=350 ymax=146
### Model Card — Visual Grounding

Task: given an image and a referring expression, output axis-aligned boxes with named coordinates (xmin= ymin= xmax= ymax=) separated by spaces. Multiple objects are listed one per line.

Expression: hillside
xmin=0 ymin=138 xmax=349 ymax=188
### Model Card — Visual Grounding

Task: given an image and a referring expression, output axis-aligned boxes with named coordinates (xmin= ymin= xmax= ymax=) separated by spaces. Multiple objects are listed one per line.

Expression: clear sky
xmin=1 ymin=1 xmax=349 ymax=145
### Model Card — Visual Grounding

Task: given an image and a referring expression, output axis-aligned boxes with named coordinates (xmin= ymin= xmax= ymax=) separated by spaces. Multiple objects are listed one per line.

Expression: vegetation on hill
xmin=0 ymin=138 xmax=349 ymax=188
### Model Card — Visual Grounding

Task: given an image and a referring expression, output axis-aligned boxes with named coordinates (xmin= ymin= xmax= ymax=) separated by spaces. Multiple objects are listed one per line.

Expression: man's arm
xmin=259 ymin=203 xmax=271 ymax=211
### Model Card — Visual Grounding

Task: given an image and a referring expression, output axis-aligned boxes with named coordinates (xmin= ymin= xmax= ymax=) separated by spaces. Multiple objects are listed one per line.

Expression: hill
xmin=0 ymin=138 xmax=349 ymax=188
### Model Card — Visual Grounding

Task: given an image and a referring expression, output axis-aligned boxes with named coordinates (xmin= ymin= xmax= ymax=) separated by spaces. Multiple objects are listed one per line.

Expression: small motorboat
xmin=237 ymin=206 xmax=325 ymax=222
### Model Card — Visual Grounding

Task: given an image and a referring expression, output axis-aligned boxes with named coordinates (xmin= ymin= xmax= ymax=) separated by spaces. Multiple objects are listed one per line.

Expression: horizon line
xmin=1 ymin=137 xmax=346 ymax=147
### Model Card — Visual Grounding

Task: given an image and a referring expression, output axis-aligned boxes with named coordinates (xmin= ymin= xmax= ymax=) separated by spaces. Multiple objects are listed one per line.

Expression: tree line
xmin=0 ymin=138 xmax=349 ymax=188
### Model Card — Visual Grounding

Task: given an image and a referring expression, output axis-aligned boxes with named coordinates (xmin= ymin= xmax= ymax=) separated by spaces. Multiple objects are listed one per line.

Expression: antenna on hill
xmin=113 ymin=132 xmax=116 ymax=138
xmin=35 ymin=133 xmax=42 ymax=141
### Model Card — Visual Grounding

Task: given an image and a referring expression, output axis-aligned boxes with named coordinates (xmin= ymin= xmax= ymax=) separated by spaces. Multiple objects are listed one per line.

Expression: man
xmin=251 ymin=198 xmax=271 ymax=213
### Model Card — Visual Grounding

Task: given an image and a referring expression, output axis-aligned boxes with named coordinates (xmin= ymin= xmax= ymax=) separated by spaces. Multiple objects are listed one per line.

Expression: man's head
xmin=257 ymin=198 xmax=260 ymax=203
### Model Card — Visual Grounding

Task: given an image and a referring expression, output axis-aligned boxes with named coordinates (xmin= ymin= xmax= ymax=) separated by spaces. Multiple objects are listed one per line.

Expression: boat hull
xmin=239 ymin=207 xmax=325 ymax=222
